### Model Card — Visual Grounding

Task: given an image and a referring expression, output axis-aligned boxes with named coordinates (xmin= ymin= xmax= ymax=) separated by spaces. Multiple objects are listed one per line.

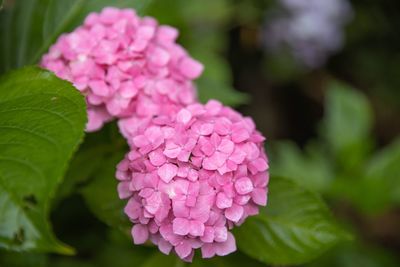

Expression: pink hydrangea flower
xmin=41 ymin=7 xmax=203 ymax=131
xmin=116 ymin=100 xmax=269 ymax=261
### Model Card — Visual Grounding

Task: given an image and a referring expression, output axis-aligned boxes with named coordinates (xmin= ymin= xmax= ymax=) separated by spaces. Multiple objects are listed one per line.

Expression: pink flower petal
xmin=157 ymin=163 xmax=178 ymax=183
xmin=149 ymin=149 xmax=166 ymax=166
xmin=158 ymin=238 xmax=173 ymax=255
xmin=177 ymin=108 xmax=192 ymax=124
xmin=216 ymin=192 xmax=233 ymax=209
xmin=202 ymin=152 xmax=227 ymax=171
xmin=117 ymin=181 xmax=131 ymax=199
xmin=215 ymin=232 xmax=236 ymax=256
xmin=225 ymin=204 xmax=244 ymax=222
xmin=201 ymin=243 xmax=216 ymax=258
xmin=201 ymin=226 xmax=215 ymax=243
xmin=89 ymin=80 xmax=110 ymax=96
xmin=218 ymin=139 xmax=234 ymax=154
xmin=189 ymin=220 xmax=205 ymax=236
xmin=131 ymin=224 xmax=149 ymax=244
xmin=179 ymin=57 xmax=203 ymax=79
xmin=231 ymin=127 xmax=250 ymax=143
xmin=252 ymin=188 xmax=267 ymax=206
xmin=132 ymin=135 xmax=150 ymax=147
xmin=175 ymin=241 xmax=193 ymax=260
xmin=163 ymin=142 xmax=181 ymax=158
xmin=214 ymin=226 xmax=228 ymax=242
xmin=234 ymin=177 xmax=254 ymax=195
xmin=172 ymin=218 xmax=190 ymax=236
xmin=199 ymin=123 xmax=214 ymax=135
xmin=172 ymin=199 xmax=190 ymax=218
xmin=215 ymin=118 xmax=232 ymax=135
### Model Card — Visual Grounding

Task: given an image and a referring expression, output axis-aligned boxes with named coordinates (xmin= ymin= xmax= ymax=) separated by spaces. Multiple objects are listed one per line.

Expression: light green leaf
xmin=353 ymin=139 xmax=400 ymax=213
xmin=0 ymin=67 xmax=86 ymax=253
xmin=270 ymin=141 xmax=333 ymax=192
xmin=234 ymin=176 xmax=350 ymax=265
xmin=365 ymin=139 xmax=400 ymax=203
xmin=322 ymin=81 xmax=373 ymax=168
xmin=0 ymin=0 xmax=152 ymax=74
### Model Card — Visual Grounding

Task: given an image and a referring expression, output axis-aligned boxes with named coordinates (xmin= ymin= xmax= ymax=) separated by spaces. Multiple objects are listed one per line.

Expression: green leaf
xmin=80 ymin=149 xmax=130 ymax=231
xmin=365 ymin=139 xmax=400 ymax=204
xmin=0 ymin=66 xmax=86 ymax=253
xmin=56 ymin=123 xmax=125 ymax=203
xmin=352 ymin=139 xmax=400 ymax=213
xmin=321 ymin=81 xmax=373 ymax=169
xmin=0 ymin=0 xmax=152 ymax=74
xmin=270 ymin=141 xmax=334 ymax=192
xmin=234 ymin=176 xmax=350 ymax=265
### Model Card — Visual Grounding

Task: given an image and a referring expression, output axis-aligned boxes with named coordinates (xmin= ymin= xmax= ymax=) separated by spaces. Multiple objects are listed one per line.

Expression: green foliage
xmin=56 ymin=123 xmax=125 ymax=203
xmin=322 ymin=81 xmax=374 ymax=170
xmin=272 ymin=81 xmax=400 ymax=215
xmin=271 ymin=141 xmax=333 ymax=192
xmin=354 ymin=139 xmax=400 ymax=213
xmin=0 ymin=0 xmax=152 ymax=74
xmin=80 ymin=149 xmax=130 ymax=231
xmin=0 ymin=67 xmax=86 ymax=253
xmin=0 ymin=251 xmax=47 ymax=267
xmin=306 ymin=242 xmax=399 ymax=267
xmin=235 ymin=177 xmax=349 ymax=265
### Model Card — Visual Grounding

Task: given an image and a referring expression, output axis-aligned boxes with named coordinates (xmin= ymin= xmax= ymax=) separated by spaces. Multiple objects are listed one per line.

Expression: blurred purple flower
xmin=263 ymin=0 xmax=353 ymax=68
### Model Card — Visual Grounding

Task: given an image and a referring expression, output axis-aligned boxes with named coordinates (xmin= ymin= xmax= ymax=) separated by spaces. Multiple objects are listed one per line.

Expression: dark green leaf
xmin=56 ymin=123 xmax=126 ymax=203
xmin=0 ymin=66 xmax=86 ymax=253
xmin=0 ymin=251 xmax=48 ymax=267
xmin=306 ymin=242 xmax=399 ymax=267
xmin=0 ymin=0 xmax=152 ymax=74
xmin=234 ymin=176 xmax=350 ymax=265
xmin=80 ymin=149 xmax=130 ymax=231
xmin=191 ymin=251 xmax=266 ymax=267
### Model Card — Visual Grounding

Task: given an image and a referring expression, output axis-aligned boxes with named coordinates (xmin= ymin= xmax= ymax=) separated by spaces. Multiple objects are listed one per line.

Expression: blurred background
xmin=1 ymin=0 xmax=400 ymax=266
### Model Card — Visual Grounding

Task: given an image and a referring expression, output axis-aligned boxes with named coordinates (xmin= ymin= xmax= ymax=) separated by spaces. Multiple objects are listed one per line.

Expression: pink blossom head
xmin=41 ymin=7 xmax=203 ymax=131
xmin=116 ymin=100 xmax=269 ymax=261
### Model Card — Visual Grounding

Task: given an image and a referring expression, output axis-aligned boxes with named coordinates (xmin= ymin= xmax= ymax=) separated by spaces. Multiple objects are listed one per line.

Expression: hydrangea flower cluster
xmin=42 ymin=7 xmax=269 ymax=262
xmin=116 ymin=100 xmax=269 ymax=261
xmin=263 ymin=0 xmax=353 ymax=68
xmin=41 ymin=7 xmax=203 ymax=131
